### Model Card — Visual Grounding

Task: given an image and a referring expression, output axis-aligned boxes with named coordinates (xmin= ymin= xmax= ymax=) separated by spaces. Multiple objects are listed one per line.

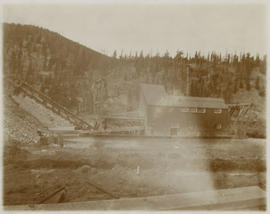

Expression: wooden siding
xmin=146 ymin=105 xmax=229 ymax=136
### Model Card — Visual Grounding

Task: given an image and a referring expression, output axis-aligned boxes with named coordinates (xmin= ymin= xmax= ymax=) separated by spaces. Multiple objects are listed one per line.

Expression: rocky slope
xmin=12 ymin=94 xmax=73 ymax=128
xmin=3 ymin=94 xmax=45 ymax=144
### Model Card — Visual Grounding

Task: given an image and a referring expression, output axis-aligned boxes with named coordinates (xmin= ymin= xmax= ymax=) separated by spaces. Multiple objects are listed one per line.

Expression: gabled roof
xmin=140 ymin=83 xmax=227 ymax=109
xmin=140 ymin=83 xmax=167 ymax=105
xmin=159 ymin=95 xmax=227 ymax=109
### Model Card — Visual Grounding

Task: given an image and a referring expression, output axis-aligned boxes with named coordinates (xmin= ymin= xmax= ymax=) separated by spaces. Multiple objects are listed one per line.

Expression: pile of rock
xmin=12 ymin=94 xmax=72 ymax=128
xmin=3 ymin=95 xmax=44 ymax=144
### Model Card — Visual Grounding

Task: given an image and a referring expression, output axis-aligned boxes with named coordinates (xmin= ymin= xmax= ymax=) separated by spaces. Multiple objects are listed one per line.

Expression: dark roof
xmin=140 ymin=83 xmax=227 ymax=109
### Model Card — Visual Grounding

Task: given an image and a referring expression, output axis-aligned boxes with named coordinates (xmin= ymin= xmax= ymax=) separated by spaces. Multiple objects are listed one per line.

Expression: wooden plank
xmin=109 ymin=126 xmax=145 ymax=132
xmin=48 ymin=127 xmax=75 ymax=131
xmin=39 ymin=187 xmax=66 ymax=204
xmin=103 ymin=116 xmax=144 ymax=120
xmin=4 ymin=186 xmax=266 ymax=211
xmin=18 ymin=81 xmax=93 ymax=129
xmin=228 ymin=103 xmax=250 ymax=107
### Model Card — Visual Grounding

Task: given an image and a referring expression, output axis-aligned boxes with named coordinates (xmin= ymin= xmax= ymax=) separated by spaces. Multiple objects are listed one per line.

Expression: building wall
xmin=138 ymin=90 xmax=146 ymax=116
xmin=146 ymin=105 xmax=229 ymax=136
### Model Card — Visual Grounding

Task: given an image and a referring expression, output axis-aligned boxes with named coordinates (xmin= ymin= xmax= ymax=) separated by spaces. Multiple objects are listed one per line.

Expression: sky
xmin=2 ymin=2 xmax=267 ymax=57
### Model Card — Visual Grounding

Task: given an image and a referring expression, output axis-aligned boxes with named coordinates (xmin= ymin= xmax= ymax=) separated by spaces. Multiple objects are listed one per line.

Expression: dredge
xmin=8 ymin=79 xmax=252 ymax=138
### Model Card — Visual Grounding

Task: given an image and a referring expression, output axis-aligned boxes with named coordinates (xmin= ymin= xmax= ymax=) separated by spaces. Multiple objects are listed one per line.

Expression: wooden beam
xmin=5 ymin=186 xmax=265 ymax=211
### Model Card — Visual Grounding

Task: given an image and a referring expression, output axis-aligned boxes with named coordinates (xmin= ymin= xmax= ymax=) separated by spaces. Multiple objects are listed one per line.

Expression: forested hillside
xmin=115 ymin=50 xmax=266 ymax=101
xmin=3 ymin=23 xmax=113 ymax=112
xmin=4 ymin=23 xmax=266 ymax=116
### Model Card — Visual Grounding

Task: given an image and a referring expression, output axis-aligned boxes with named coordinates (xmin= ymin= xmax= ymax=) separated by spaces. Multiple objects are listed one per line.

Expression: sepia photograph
xmin=1 ymin=0 xmax=267 ymax=211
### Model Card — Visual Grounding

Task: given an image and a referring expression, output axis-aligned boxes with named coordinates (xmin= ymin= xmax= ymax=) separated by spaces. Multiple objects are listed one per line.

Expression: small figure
xmin=102 ymin=119 xmax=107 ymax=130
xmin=136 ymin=165 xmax=140 ymax=175
xmin=58 ymin=134 xmax=64 ymax=148
xmin=53 ymin=133 xmax=58 ymax=145
xmin=37 ymin=129 xmax=43 ymax=144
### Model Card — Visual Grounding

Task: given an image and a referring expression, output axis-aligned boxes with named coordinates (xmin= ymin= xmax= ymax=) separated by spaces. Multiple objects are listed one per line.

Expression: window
xmin=216 ymin=123 xmax=222 ymax=130
xmin=189 ymin=107 xmax=197 ymax=113
xmin=181 ymin=108 xmax=190 ymax=112
xmin=214 ymin=109 xmax=222 ymax=114
xmin=181 ymin=107 xmax=196 ymax=112
xmin=181 ymin=107 xmax=206 ymax=113
xmin=170 ymin=128 xmax=178 ymax=136
xmin=197 ymin=108 xmax=206 ymax=113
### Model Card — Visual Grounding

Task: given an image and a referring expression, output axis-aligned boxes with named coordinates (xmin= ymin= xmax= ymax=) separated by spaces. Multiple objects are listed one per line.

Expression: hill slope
xmin=3 ymin=23 xmax=113 ymax=112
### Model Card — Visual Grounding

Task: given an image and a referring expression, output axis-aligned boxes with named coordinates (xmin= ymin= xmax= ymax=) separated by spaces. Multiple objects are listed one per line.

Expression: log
xmin=4 ymin=186 xmax=266 ymax=211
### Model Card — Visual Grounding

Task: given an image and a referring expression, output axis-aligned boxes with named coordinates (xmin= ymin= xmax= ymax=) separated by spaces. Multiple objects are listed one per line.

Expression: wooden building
xmin=139 ymin=84 xmax=229 ymax=136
